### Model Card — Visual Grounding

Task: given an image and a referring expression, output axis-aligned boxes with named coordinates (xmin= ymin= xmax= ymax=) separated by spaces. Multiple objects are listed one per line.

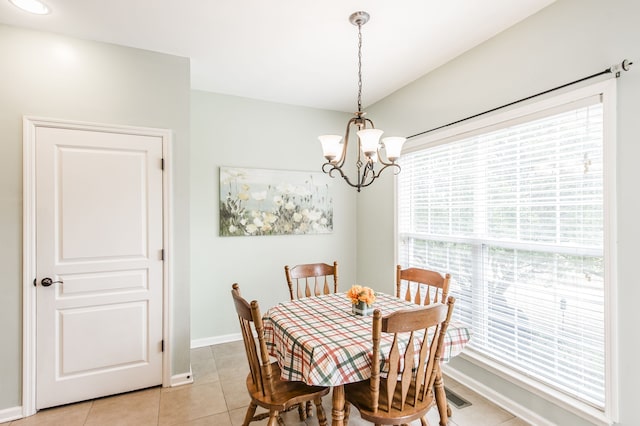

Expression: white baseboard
xmin=1 ymin=372 xmax=193 ymax=423
xmin=0 ymin=406 xmax=23 ymax=423
xmin=170 ymin=367 xmax=194 ymax=387
xmin=442 ymin=365 xmax=556 ymax=426
xmin=191 ymin=333 xmax=241 ymax=349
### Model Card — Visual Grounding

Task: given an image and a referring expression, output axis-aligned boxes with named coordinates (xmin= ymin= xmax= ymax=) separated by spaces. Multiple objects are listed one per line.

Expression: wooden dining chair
xmin=283 ymin=261 xmax=337 ymax=418
xmin=284 ymin=261 xmax=338 ymax=300
xmin=343 ymin=296 xmax=456 ymax=426
xmin=396 ymin=265 xmax=451 ymax=306
xmin=397 ymin=265 xmax=454 ymax=420
xmin=231 ymin=283 xmax=329 ymax=426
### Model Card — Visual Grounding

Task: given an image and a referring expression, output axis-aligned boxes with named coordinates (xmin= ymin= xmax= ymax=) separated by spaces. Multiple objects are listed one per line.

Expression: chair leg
xmin=297 ymin=403 xmax=307 ymax=420
xmin=242 ymin=402 xmax=257 ymax=426
xmin=297 ymin=400 xmax=313 ymax=419
xmin=314 ymin=397 xmax=327 ymax=426
xmin=434 ymin=373 xmax=449 ymax=426
xmin=267 ymin=410 xmax=280 ymax=426
xmin=420 ymin=416 xmax=431 ymax=426
xmin=344 ymin=402 xmax=350 ymax=425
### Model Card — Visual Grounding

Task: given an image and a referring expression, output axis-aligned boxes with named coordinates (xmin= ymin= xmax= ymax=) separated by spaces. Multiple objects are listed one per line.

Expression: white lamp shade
xmin=382 ymin=136 xmax=406 ymax=161
xmin=318 ymin=134 xmax=343 ymax=162
xmin=357 ymin=128 xmax=383 ymax=157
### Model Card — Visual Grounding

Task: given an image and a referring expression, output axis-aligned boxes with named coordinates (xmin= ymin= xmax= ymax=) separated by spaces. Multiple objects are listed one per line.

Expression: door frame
xmin=22 ymin=116 xmax=173 ymax=416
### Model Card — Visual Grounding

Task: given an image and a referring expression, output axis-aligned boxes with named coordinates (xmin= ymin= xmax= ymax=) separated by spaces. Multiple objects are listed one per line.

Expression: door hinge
xmin=161 ymin=249 xmax=164 ymax=260
xmin=161 ymin=340 xmax=164 ymax=352
xmin=161 ymin=158 xmax=164 ymax=170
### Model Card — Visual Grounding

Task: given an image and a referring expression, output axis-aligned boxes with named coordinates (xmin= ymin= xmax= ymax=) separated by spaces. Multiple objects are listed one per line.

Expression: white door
xmin=35 ymin=125 xmax=164 ymax=409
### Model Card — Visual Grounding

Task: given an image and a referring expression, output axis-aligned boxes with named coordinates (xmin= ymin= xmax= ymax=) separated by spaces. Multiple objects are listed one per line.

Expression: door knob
xmin=41 ymin=277 xmax=63 ymax=287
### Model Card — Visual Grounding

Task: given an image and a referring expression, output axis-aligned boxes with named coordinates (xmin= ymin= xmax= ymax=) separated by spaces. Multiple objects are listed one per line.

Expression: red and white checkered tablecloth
xmin=263 ymin=292 xmax=471 ymax=387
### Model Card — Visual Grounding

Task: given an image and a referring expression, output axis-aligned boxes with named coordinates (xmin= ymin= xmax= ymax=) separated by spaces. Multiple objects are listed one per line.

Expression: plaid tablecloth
xmin=263 ymin=292 xmax=471 ymax=387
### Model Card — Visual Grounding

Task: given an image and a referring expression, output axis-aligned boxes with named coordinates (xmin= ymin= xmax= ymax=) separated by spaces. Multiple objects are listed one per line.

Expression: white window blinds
xmin=398 ymin=97 xmax=606 ymax=409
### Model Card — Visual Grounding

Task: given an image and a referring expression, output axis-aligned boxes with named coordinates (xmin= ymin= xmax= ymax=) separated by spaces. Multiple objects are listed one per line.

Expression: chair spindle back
xmin=285 ymin=261 xmax=338 ymax=300
xmin=371 ymin=296 xmax=455 ymax=415
xmin=231 ymin=283 xmax=274 ymax=397
xmin=396 ymin=265 xmax=451 ymax=306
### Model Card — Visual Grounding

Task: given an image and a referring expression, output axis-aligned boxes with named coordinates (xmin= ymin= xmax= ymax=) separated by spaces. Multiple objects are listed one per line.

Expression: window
xmin=397 ymin=81 xmax=616 ymax=421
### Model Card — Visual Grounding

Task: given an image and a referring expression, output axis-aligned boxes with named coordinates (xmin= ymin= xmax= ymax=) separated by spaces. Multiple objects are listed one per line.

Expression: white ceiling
xmin=0 ymin=0 xmax=555 ymax=112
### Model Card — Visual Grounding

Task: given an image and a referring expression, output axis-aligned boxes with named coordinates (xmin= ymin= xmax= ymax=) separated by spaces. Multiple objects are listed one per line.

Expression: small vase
xmin=352 ymin=300 xmax=373 ymax=316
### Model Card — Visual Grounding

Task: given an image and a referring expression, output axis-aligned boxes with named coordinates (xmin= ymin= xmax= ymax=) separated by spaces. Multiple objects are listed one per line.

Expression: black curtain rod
xmin=406 ymin=59 xmax=633 ymax=140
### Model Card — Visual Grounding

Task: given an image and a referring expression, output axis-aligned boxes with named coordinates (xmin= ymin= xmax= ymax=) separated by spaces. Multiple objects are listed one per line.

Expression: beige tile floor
xmin=3 ymin=341 xmax=530 ymax=426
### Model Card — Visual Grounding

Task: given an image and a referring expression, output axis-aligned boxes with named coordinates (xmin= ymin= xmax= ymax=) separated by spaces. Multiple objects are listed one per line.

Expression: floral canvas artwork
xmin=219 ymin=167 xmax=333 ymax=236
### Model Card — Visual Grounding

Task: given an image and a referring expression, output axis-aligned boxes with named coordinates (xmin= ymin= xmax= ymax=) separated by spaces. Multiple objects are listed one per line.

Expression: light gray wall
xmin=360 ymin=0 xmax=639 ymax=424
xmin=190 ymin=91 xmax=356 ymax=340
xmin=0 ymin=24 xmax=191 ymax=411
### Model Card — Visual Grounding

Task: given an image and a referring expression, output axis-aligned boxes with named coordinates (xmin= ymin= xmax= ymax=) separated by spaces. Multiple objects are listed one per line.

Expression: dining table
xmin=263 ymin=292 xmax=471 ymax=426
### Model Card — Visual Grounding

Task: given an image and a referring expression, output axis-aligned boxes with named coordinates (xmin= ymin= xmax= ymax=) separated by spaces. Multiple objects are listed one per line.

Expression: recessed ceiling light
xmin=9 ymin=0 xmax=50 ymax=15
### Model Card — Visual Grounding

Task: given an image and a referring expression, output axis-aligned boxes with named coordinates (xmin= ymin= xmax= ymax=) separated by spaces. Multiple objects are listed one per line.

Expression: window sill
xmin=446 ymin=349 xmax=614 ymax=426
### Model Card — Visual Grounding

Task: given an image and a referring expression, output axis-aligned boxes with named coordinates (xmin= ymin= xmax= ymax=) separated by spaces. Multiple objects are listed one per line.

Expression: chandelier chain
xmin=357 ymin=22 xmax=363 ymax=113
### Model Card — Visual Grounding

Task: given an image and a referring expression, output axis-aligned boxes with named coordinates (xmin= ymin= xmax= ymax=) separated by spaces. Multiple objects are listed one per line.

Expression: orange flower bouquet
xmin=347 ymin=285 xmax=376 ymax=306
xmin=347 ymin=285 xmax=376 ymax=316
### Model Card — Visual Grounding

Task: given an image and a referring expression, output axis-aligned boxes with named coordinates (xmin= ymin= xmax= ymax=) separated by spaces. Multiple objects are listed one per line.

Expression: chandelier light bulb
xmin=382 ymin=137 xmax=407 ymax=162
xmin=318 ymin=135 xmax=344 ymax=163
xmin=357 ymin=128 xmax=384 ymax=158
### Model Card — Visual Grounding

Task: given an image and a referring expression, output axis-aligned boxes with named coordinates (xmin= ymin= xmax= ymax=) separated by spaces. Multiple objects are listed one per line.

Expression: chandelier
xmin=318 ymin=11 xmax=406 ymax=192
